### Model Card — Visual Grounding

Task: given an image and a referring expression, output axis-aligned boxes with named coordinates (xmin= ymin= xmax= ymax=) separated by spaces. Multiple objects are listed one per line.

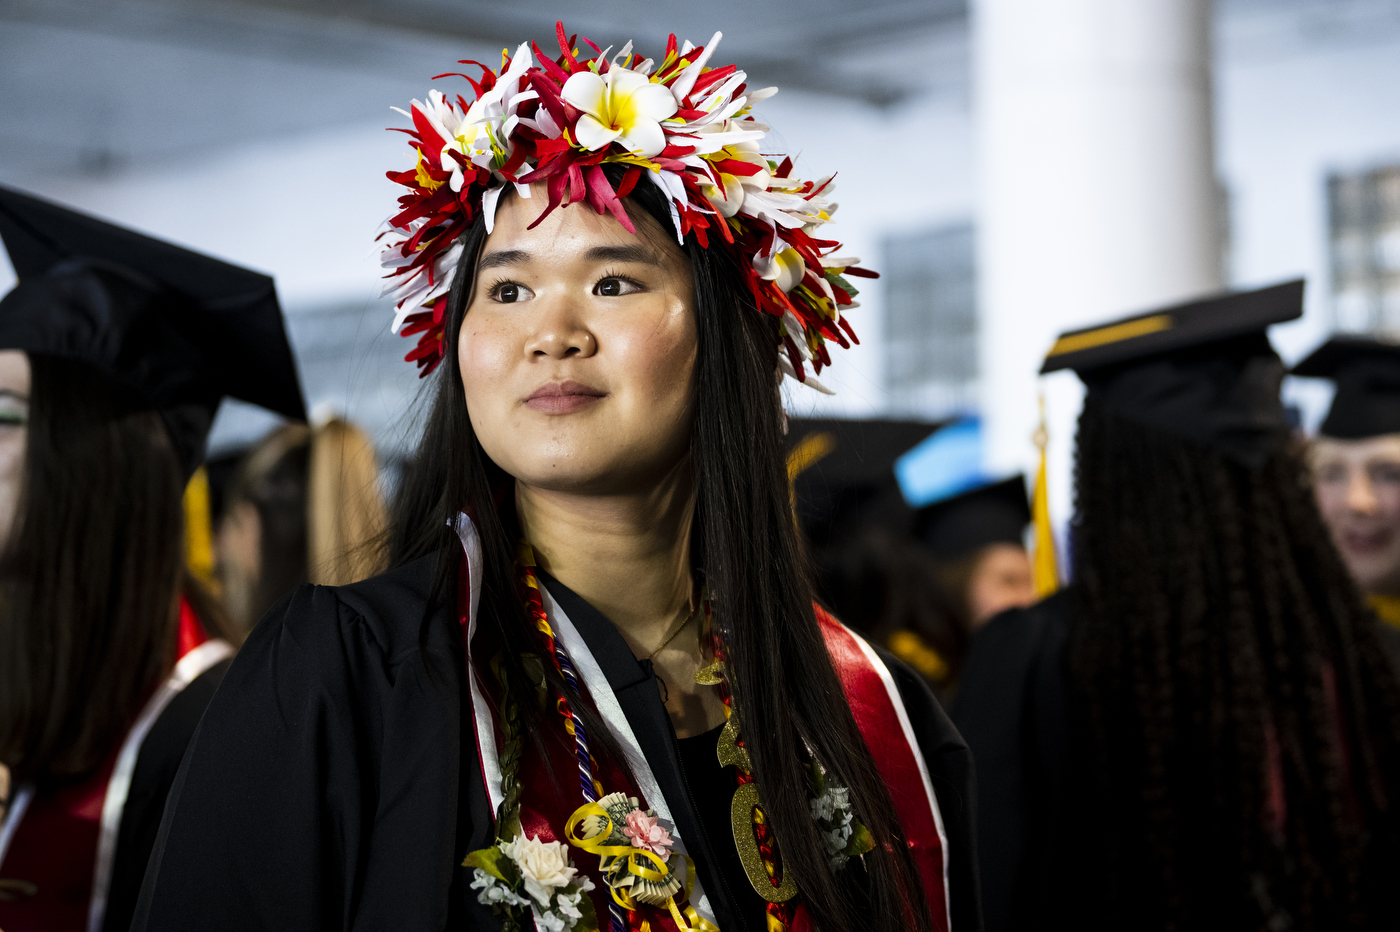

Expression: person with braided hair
xmin=132 ymin=25 xmax=980 ymax=932
xmin=953 ymin=281 xmax=1400 ymax=932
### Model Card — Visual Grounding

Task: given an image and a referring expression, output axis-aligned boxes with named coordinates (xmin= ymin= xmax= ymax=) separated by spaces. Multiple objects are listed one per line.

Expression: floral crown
xmin=379 ymin=23 xmax=875 ymax=392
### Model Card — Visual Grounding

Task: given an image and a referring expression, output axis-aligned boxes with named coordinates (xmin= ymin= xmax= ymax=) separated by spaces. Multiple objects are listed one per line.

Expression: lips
xmin=1343 ymin=528 xmax=1394 ymax=555
xmin=525 ymin=380 xmax=607 ymax=414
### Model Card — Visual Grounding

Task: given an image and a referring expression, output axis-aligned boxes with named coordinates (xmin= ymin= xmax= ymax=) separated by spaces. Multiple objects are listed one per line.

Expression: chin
xmin=1350 ymin=558 xmax=1400 ymax=593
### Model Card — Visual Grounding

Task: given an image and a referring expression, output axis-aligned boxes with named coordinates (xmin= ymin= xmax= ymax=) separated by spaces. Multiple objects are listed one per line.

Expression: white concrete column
xmin=975 ymin=0 xmax=1223 ymax=539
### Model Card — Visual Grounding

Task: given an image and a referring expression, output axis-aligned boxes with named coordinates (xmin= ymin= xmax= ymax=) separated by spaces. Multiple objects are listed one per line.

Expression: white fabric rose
xmin=499 ymin=835 xmax=581 ymax=907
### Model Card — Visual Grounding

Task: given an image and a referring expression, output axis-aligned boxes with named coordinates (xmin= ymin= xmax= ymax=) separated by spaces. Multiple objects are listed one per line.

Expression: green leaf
xmin=463 ymin=846 xmax=519 ymax=884
xmin=844 ymin=821 xmax=876 ymax=858
xmin=805 ymin=759 xmax=826 ymax=795
xmin=826 ymin=271 xmax=859 ymax=299
xmin=574 ymin=885 xmax=599 ymax=929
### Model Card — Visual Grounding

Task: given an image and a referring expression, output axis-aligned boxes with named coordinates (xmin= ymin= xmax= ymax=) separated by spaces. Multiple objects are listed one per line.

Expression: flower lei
xmin=695 ymin=630 xmax=876 ymax=932
xmin=465 ymin=544 xmax=717 ymax=932
xmin=465 ymin=545 xmax=875 ymax=931
xmin=378 ymin=21 xmax=876 ymax=391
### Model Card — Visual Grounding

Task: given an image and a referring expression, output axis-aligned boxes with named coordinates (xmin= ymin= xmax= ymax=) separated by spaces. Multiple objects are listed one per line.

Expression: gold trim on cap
xmin=1046 ymin=314 xmax=1174 ymax=358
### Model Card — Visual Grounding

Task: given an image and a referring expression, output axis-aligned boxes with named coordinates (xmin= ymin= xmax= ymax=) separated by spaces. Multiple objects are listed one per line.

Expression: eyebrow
xmin=476 ymin=244 xmax=662 ymax=273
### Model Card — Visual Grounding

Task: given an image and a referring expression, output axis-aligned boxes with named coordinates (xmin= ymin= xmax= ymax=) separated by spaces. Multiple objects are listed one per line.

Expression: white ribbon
xmin=454 ymin=513 xmax=716 ymax=930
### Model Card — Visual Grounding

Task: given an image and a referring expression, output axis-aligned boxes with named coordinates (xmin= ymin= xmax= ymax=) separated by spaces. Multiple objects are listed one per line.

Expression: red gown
xmin=0 ymin=599 xmax=234 ymax=932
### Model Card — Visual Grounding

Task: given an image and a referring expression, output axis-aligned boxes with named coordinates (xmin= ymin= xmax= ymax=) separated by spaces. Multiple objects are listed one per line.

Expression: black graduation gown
xmin=947 ymin=591 xmax=1073 ymax=932
xmin=132 ymin=553 xmax=982 ymax=932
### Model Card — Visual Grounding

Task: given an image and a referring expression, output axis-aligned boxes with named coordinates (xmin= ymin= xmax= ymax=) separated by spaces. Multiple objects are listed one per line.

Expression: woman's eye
xmin=1373 ymin=463 xmax=1400 ymax=485
xmin=595 ymin=277 xmax=640 ymax=297
xmin=495 ymin=283 xmax=522 ymax=303
xmin=1315 ymin=462 xmax=1347 ymax=485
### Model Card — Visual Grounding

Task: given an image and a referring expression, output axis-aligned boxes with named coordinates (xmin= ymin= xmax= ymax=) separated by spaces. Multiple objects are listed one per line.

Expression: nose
xmin=1346 ymin=468 xmax=1380 ymax=516
xmin=524 ymin=294 xmax=597 ymax=360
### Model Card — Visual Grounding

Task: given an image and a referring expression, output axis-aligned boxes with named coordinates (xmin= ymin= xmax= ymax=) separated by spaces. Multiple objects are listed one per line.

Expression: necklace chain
xmin=644 ymin=602 xmax=698 ymax=661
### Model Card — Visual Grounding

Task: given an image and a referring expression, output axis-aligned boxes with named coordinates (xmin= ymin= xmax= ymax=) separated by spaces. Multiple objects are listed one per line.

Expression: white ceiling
xmin=0 ymin=0 xmax=965 ymax=183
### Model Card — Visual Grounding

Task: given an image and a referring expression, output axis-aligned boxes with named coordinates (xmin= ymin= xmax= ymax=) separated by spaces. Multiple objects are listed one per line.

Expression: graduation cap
xmin=1292 ymin=336 xmax=1400 ymax=439
xmin=1041 ymin=280 xmax=1304 ymax=467
xmin=912 ymin=475 xmax=1030 ymax=562
xmin=0 ymin=186 xmax=306 ymax=476
xmin=786 ymin=417 xmax=940 ymax=548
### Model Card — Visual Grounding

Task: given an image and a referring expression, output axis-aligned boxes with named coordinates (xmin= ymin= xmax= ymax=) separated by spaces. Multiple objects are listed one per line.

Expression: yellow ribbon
xmin=564 ymin=802 xmax=672 ymax=910
xmin=564 ymin=801 xmax=721 ymax=932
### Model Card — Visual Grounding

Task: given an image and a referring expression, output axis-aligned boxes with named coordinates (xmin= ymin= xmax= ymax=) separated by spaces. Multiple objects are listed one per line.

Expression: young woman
xmin=953 ymin=282 xmax=1400 ymax=932
xmin=0 ymin=186 xmax=304 ymax=932
xmin=133 ymin=26 xmax=979 ymax=932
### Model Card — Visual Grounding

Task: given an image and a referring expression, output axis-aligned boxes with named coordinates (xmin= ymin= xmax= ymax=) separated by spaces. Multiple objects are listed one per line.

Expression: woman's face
xmin=459 ymin=190 xmax=698 ymax=495
xmin=1312 ymin=435 xmax=1400 ymax=594
xmin=966 ymin=542 xmax=1036 ymax=627
xmin=0 ymin=349 xmax=30 ymax=548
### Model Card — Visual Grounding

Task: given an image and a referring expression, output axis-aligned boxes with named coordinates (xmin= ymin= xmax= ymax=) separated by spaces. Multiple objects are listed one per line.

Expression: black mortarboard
xmin=1292 ymin=336 xmax=1400 ymax=439
xmin=0 ymin=186 xmax=305 ymax=476
xmin=912 ymin=475 xmax=1030 ymax=561
xmin=1041 ymin=280 xmax=1304 ymax=467
xmin=787 ymin=417 xmax=941 ymax=547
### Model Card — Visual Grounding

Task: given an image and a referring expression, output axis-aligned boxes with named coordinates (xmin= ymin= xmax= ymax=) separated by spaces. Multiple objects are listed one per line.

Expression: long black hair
xmin=0 ymin=355 xmax=223 ymax=786
xmin=386 ymin=169 xmax=935 ymax=932
xmin=1066 ymin=394 xmax=1400 ymax=930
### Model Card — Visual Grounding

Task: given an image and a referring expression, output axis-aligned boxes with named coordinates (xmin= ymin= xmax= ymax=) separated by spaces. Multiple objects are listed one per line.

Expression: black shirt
xmin=674 ymin=724 xmax=770 ymax=930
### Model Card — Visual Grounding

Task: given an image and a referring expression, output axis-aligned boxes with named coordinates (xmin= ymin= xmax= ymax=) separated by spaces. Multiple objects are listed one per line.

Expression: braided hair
xmin=1066 ymin=394 xmax=1400 ymax=931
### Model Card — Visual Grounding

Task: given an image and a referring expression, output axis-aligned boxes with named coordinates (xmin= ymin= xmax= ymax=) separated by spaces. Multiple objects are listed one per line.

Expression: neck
xmin=516 ymin=460 xmax=696 ymax=651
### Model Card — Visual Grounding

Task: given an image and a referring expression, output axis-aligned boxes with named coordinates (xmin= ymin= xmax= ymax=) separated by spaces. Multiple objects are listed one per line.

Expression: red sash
xmin=0 ymin=598 xmax=220 ymax=932
xmin=815 ymin=606 xmax=950 ymax=932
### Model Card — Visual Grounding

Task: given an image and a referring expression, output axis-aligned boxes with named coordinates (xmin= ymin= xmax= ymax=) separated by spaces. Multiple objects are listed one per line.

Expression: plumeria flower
xmin=561 ymin=67 xmax=678 ymax=157
xmin=753 ymin=246 xmax=805 ymax=293
xmin=697 ymin=134 xmax=770 ymax=218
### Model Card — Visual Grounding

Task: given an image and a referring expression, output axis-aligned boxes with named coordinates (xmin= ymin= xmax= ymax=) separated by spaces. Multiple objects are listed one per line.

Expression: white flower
xmin=499 ymin=835 xmax=580 ymax=907
xmin=561 ymin=67 xmax=678 ymax=157
xmin=753 ymin=246 xmax=806 ymax=293
xmin=470 ymin=868 xmax=528 ymax=909
xmin=556 ymin=890 xmax=585 ymax=921
xmin=538 ymin=911 xmax=566 ymax=932
xmin=811 ymin=787 xmax=852 ymax=830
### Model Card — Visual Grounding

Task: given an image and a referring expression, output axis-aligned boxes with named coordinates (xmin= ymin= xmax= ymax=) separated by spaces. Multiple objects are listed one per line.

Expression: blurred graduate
xmin=1295 ymin=337 xmax=1400 ymax=629
xmin=902 ymin=421 xmax=1036 ymax=634
xmin=0 ymin=186 xmax=304 ymax=932
xmin=788 ymin=418 xmax=965 ymax=694
xmin=953 ymin=281 xmax=1400 ymax=932
xmin=213 ymin=413 xmax=388 ymax=637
